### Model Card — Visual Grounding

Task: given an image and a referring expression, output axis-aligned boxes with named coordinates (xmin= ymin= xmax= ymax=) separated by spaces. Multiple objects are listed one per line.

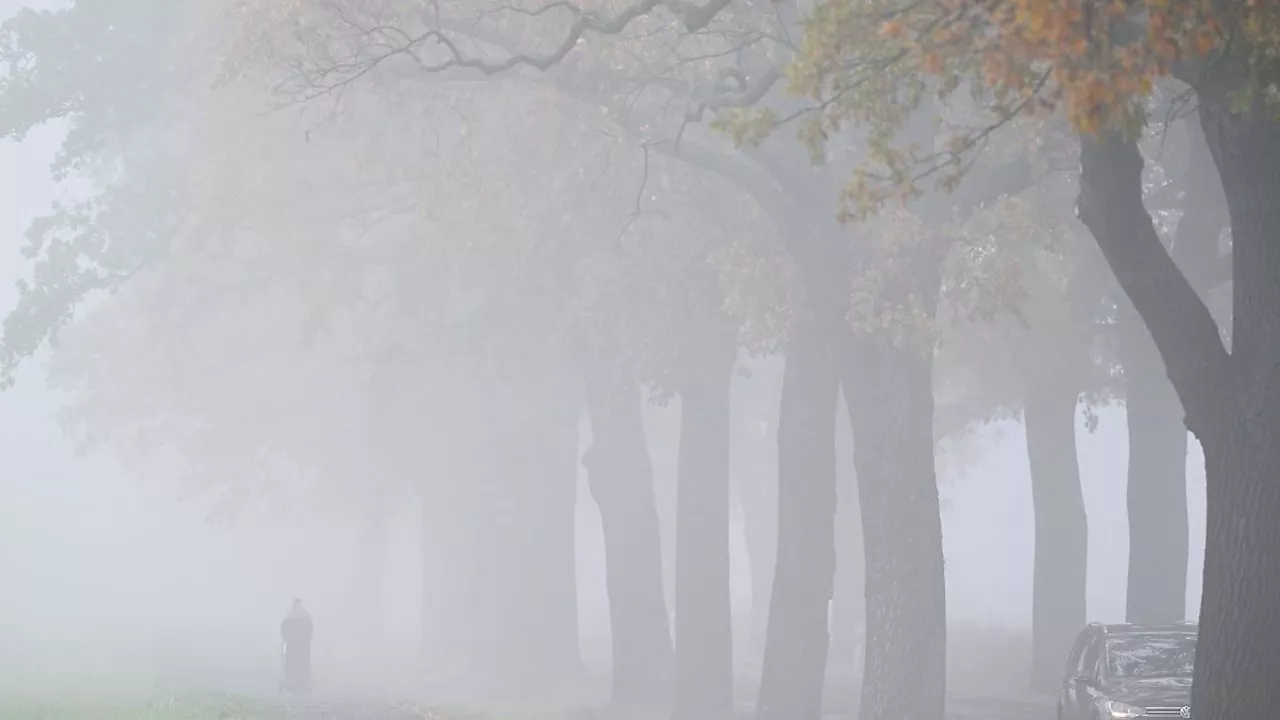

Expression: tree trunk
xmin=842 ymin=331 xmax=947 ymax=720
xmin=732 ymin=356 xmax=782 ymax=663
xmin=755 ymin=328 xmax=839 ymax=720
xmin=1023 ymin=383 xmax=1089 ymax=692
xmin=1187 ymin=95 xmax=1280 ymax=720
xmin=829 ymin=398 xmax=865 ymax=676
xmin=497 ymin=367 xmax=583 ymax=686
xmin=1076 ymin=105 xmax=1280 ymax=720
xmin=581 ymin=363 xmax=673 ymax=707
xmin=1119 ymin=115 xmax=1225 ymax=627
xmin=1191 ymin=422 xmax=1280 ymax=720
xmin=672 ymin=344 xmax=737 ymax=720
xmin=738 ymin=464 xmax=776 ymax=662
xmin=1120 ymin=306 xmax=1189 ymax=625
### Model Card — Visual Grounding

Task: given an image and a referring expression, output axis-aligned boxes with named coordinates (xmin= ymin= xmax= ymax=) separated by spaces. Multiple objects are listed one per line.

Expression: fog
xmin=0 ymin=0 xmax=1222 ymax=717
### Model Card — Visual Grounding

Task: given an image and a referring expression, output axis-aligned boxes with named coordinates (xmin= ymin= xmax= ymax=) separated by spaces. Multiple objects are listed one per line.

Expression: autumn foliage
xmin=784 ymin=0 xmax=1280 ymax=215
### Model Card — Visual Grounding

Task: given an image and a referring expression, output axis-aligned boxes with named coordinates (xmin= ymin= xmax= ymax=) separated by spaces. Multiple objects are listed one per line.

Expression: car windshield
xmin=1105 ymin=632 xmax=1197 ymax=678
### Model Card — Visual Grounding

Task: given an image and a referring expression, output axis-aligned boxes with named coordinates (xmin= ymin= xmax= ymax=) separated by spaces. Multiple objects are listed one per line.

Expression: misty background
xmin=0 ymin=0 xmax=1208 ymax=709
xmin=0 ymin=115 xmax=1207 ymax=695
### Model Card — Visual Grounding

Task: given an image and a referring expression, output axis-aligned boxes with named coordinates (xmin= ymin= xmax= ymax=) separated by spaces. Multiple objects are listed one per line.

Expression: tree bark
xmin=1120 ymin=116 xmax=1225 ymax=627
xmin=672 ymin=340 xmax=737 ymax=720
xmin=842 ymin=330 xmax=947 ymax=720
xmin=580 ymin=362 xmax=673 ymax=707
xmin=1187 ymin=94 xmax=1280 ymax=720
xmin=1023 ymin=382 xmax=1089 ymax=692
xmin=1192 ymin=421 xmax=1280 ymax=720
xmin=1076 ymin=108 xmax=1280 ymax=720
xmin=755 ymin=327 xmax=839 ymax=720
xmin=1120 ymin=305 xmax=1190 ymax=626
xmin=829 ymin=399 xmax=865 ymax=676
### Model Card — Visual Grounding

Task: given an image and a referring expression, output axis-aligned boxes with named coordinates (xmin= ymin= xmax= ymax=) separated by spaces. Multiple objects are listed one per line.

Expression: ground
xmin=0 ymin=693 xmax=1055 ymax=719
xmin=0 ymin=695 xmax=446 ymax=720
xmin=0 ymin=626 xmax=1055 ymax=719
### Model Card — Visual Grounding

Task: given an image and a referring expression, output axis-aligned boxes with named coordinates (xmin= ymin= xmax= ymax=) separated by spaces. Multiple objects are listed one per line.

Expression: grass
xmin=0 ymin=693 xmax=503 ymax=720
xmin=0 ymin=623 xmax=1039 ymax=719
xmin=0 ymin=693 xmax=288 ymax=720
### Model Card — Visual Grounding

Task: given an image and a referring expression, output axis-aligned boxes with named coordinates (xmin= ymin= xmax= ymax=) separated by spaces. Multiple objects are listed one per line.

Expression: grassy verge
xmin=0 ymin=693 xmax=287 ymax=719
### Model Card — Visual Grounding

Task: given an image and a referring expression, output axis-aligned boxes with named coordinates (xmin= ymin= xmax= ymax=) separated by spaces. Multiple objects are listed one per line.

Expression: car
xmin=1057 ymin=622 xmax=1197 ymax=720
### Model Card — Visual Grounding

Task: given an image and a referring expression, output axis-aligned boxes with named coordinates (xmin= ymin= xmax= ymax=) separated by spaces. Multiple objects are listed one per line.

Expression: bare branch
xmin=617 ymin=143 xmax=651 ymax=242
xmin=274 ymin=0 xmax=738 ymax=102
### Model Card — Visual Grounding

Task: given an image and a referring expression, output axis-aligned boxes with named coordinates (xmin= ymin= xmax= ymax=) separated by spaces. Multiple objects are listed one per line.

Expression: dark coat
xmin=281 ymin=608 xmax=313 ymax=693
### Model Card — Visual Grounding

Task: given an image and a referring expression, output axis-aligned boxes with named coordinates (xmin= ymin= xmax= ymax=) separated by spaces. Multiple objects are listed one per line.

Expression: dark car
xmin=1057 ymin=622 xmax=1197 ymax=720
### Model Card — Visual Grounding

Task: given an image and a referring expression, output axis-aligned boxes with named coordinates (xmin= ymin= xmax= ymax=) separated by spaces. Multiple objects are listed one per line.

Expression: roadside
xmin=0 ymin=690 xmax=1056 ymax=720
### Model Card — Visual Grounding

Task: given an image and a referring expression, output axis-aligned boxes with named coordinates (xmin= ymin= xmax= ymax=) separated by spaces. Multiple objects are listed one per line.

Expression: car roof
xmin=1089 ymin=621 xmax=1198 ymax=636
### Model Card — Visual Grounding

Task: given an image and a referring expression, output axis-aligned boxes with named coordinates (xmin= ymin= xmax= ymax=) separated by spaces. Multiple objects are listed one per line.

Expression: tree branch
xmin=1077 ymin=131 xmax=1232 ymax=436
xmin=276 ymin=0 xmax=738 ymax=101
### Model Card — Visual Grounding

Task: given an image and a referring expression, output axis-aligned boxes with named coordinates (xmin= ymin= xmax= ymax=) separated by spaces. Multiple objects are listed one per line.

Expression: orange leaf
xmin=1192 ymin=27 xmax=1217 ymax=56
xmin=880 ymin=19 xmax=906 ymax=39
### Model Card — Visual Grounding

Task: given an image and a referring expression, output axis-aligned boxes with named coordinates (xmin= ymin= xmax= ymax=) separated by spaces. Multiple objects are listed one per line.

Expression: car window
xmin=1105 ymin=632 xmax=1197 ymax=678
xmin=1079 ymin=634 xmax=1100 ymax=677
xmin=1064 ymin=632 xmax=1091 ymax=678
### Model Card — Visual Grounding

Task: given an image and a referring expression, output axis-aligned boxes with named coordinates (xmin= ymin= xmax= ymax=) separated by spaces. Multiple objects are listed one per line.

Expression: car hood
xmin=1105 ymin=676 xmax=1192 ymax=705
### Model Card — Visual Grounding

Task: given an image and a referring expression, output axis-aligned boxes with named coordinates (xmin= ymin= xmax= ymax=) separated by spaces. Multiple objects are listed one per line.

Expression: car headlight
xmin=1104 ymin=700 xmax=1146 ymax=718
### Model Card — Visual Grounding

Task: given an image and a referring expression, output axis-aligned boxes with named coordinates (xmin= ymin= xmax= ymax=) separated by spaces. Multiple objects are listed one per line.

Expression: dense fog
xmin=0 ymin=119 xmax=1210 ymax=685
xmin=0 ymin=0 xmax=1255 ymax=718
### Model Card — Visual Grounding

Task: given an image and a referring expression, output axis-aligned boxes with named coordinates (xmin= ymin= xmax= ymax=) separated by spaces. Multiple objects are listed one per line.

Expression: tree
xmin=2 ymin=3 xmax=1100 ymax=720
xmin=1117 ymin=111 xmax=1231 ymax=627
xmin=219 ymin=7 xmax=1056 ymax=717
xmin=5 ymin=4 xmax=814 ymax=706
xmin=0 ymin=0 xmax=212 ymax=387
xmin=216 ymin=4 xmax=863 ymax=715
xmin=782 ymin=2 xmax=1280 ymax=718
xmin=933 ymin=166 xmax=1121 ymax=692
xmin=729 ymin=353 xmax=784 ymax=663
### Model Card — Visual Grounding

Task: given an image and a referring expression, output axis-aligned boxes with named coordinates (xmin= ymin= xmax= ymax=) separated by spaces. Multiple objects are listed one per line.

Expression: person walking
xmin=280 ymin=598 xmax=313 ymax=695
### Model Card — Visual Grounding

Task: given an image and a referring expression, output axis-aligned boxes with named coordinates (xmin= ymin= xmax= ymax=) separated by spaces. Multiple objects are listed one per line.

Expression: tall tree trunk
xmin=843 ymin=329 xmax=947 ymax=720
xmin=829 ymin=398 xmax=865 ymax=676
xmin=738 ymin=464 xmax=776 ymax=662
xmin=672 ymin=340 xmax=737 ymax=720
xmin=497 ymin=365 xmax=583 ymax=686
xmin=1023 ymin=382 xmax=1089 ymax=692
xmin=1193 ymin=422 xmax=1280 ymax=720
xmin=581 ymin=362 xmax=673 ymax=707
xmin=1120 ymin=116 xmax=1225 ymax=627
xmin=1076 ymin=106 xmax=1280 ymax=720
xmin=755 ymin=327 xmax=839 ymax=720
xmin=1121 ymin=307 xmax=1189 ymax=625
xmin=1188 ymin=95 xmax=1280 ymax=720
xmin=732 ymin=356 xmax=782 ymax=663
